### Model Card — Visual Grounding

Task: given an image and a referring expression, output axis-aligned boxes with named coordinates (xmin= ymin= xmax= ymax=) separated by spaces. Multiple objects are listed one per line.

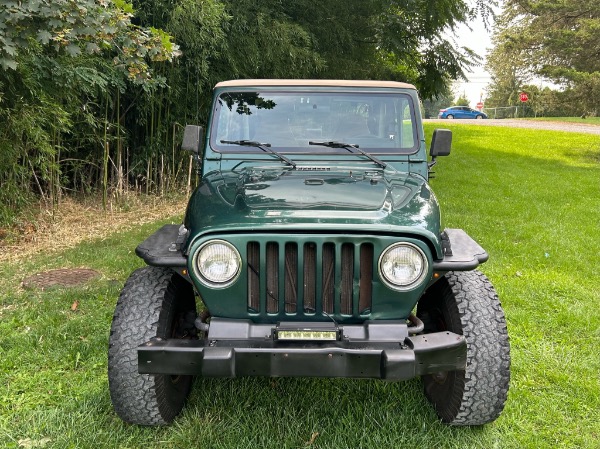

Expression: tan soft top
xmin=215 ymin=79 xmax=416 ymax=90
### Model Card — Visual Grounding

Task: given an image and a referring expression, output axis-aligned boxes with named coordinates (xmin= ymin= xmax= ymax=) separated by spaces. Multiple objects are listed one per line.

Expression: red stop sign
xmin=520 ymin=92 xmax=529 ymax=102
xmin=476 ymin=102 xmax=484 ymax=109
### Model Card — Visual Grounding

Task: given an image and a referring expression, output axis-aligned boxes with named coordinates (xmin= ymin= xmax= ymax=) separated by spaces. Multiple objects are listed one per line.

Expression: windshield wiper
xmin=220 ymin=140 xmax=296 ymax=169
xmin=308 ymin=140 xmax=387 ymax=169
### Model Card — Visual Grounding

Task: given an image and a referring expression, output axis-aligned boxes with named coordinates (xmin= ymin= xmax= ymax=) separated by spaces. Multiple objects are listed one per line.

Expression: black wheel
xmin=476 ymin=115 xmax=484 ymax=120
xmin=446 ymin=114 xmax=454 ymax=119
xmin=108 ymin=266 xmax=198 ymax=425
xmin=417 ymin=271 xmax=510 ymax=425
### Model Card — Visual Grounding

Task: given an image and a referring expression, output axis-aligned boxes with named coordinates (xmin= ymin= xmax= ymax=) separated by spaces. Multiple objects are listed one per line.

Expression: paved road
xmin=425 ymin=118 xmax=600 ymax=135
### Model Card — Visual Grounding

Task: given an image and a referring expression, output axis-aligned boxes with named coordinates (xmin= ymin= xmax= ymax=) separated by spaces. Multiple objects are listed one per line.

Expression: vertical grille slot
xmin=247 ymin=242 xmax=260 ymax=312
xmin=359 ymin=243 xmax=374 ymax=314
xmin=246 ymin=238 xmax=373 ymax=318
xmin=284 ymin=243 xmax=298 ymax=313
xmin=266 ymin=242 xmax=279 ymax=313
xmin=303 ymin=243 xmax=317 ymax=313
xmin=322 ymin=243 xmax=335 ymax=314
xmin=340 ymin=243 xmax=354 ymax=315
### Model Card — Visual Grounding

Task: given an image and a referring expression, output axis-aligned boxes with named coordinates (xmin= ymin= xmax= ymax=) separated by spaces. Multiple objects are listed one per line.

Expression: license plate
xmin=275 ymin=329 xmax=339 ymax=341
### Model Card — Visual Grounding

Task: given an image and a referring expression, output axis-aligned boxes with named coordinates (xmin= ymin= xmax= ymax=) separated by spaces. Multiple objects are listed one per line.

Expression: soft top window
xmin=211 ymin=91 xmax=418 ymax=154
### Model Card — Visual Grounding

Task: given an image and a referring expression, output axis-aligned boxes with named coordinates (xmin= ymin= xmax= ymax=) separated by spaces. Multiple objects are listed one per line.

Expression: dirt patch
xmin=22 ymin=268 xmax=101 ymax=290
xmin=0 ymin=194 xmax=187 ymax=263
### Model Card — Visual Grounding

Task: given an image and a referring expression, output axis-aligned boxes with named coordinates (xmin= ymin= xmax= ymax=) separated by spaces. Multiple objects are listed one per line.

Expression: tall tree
xmin=487 ymin=0 xmax=600 ymax=115
xmin=133 ymin=0 xmax=493 ymax=100
xmin=484 ymin=23 xmax=531 ymax=108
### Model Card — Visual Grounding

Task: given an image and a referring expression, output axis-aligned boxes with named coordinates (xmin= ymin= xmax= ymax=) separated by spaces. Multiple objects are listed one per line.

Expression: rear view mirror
xmin=182 ymin=125 xmax=203 ymax=154
xmin=429 ymin=129 xmax=452 ymax=157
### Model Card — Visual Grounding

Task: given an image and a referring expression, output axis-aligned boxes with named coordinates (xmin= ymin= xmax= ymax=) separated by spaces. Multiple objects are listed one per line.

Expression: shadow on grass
xmin=175 ymin=376 xmax=493 ymax=448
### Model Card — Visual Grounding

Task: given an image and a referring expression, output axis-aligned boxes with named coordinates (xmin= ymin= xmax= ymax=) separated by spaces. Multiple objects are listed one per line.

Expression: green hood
xmin=184 ymin=166 xmax=443 ymax=258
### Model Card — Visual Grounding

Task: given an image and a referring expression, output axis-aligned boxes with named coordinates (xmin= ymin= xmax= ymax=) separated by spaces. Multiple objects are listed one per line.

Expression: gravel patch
xmin=425 ymin=119 xmax=600 ymax=135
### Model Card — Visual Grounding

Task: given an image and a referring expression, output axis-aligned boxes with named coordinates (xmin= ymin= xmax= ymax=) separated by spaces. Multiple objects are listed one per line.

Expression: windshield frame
xmin=209 ymin=89 xmax=420 ymax=156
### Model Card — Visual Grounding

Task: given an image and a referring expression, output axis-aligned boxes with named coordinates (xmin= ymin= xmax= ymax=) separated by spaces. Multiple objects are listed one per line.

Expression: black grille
xmin=247 ymin=240 xmax=373 ymax=317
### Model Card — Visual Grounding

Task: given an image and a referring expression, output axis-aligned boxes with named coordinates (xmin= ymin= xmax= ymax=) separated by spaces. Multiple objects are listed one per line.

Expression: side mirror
xmin=429 ymin=129 xmax=452 ymax=157
xmin=181 ymin=125 xmax=203 ymax=154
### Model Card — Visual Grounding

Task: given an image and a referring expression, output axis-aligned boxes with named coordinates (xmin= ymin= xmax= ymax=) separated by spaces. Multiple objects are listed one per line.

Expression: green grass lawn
xmin=1 ymin=124 xmax=599 ymax=448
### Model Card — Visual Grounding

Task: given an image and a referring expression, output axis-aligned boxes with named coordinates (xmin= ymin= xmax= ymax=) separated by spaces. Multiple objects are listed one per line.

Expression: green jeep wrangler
xmin=108 ymin=80 xmax=510 ymax=426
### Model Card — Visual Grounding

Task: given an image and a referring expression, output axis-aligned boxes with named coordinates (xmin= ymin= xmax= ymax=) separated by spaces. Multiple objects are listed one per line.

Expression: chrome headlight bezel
xmin=378 ymin=242 xmax=429 ymax=291
xmin=193 ymin=239 xmax=241 ymax=288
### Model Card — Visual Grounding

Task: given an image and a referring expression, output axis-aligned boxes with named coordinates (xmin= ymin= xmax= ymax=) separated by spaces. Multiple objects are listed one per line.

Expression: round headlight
xmin=195 ymin=240 xmax=241 ymax=287
xmin=379 ymin=243 xmax=428 ymax=290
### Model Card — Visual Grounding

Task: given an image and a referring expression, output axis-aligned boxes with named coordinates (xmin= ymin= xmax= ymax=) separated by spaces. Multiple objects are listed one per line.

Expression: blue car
xmin=438 ymin=106 xmax=487 ymax=119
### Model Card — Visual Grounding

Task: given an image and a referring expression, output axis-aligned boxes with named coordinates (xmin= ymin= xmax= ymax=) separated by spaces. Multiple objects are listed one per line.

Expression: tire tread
xmin=108 ymin=266 xmax=194 ymax=425
xmin=420 ymin=270 xmax=510 ymax=425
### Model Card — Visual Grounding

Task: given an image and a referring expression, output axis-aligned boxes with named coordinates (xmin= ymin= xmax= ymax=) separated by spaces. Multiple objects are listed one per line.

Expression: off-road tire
xmin=417 ymin=270 xmax=510 ymax=426
xmin=108 ymin=266 xmax=197 ymax=425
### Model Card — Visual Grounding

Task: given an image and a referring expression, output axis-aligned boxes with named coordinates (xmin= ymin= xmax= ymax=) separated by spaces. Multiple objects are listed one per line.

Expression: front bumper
xmin=138 ymin=319 xmax=466 ymax=381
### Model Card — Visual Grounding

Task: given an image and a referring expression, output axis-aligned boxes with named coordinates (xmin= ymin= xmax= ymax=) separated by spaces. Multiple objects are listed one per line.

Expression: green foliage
xmin=0 ymin=0 xmax=181 ymax=226
xmin=486 ymin=0 xmax=600 ymax=115
xmin=454 ymin=93 xmax=470 ymax=106
xmin=422 ymin=84 xmax=454 ymax=118
xmin=0 ymin=0 xmax=179 ymax=77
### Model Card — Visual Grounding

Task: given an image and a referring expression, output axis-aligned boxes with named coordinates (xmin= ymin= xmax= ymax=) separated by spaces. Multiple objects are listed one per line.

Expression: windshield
xmin=211 ymin=91 xmax=418 ymax=154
